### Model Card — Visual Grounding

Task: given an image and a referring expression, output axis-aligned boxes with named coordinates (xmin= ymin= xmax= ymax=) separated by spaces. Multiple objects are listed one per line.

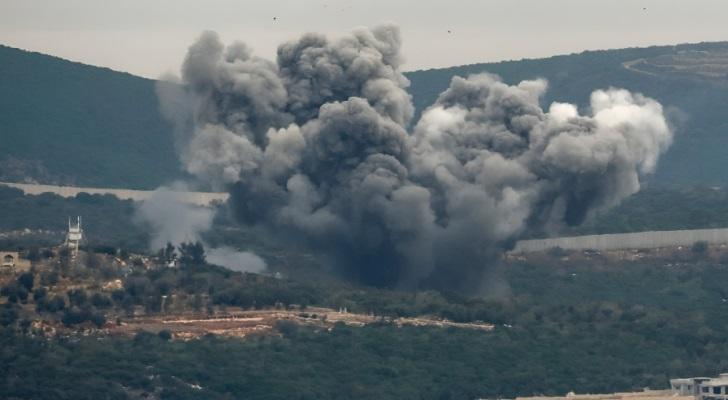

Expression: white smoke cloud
xmin=134 ymin=183 xmax=267 ymax=274
xmin=135 ymin=183 xmax=214 ymax=250
xmin=206 ymin=247 xmax=267 ymax=273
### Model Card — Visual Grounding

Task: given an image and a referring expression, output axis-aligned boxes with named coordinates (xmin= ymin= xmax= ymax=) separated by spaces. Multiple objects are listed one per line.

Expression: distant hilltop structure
xmin=671 ymin=373 xmax=728 ymax=400
xmin=64 ymin=216 xmax=84 ymax=254
xmin=507 ymin=373 xmax=728 ymax=400
xmin=514 ymin=388 xmax=688 ymax=400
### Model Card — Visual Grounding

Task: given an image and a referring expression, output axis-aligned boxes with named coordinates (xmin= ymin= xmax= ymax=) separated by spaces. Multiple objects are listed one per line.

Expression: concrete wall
xmin=513 ymin=228 xmax=728 ymax=253
xmin=0 ymin=182 xmax=229 ymax=207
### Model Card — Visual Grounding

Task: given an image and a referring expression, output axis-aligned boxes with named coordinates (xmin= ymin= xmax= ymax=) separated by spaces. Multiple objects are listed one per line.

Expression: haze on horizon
xmin=1 ymin=0 xmax=728 ymax=79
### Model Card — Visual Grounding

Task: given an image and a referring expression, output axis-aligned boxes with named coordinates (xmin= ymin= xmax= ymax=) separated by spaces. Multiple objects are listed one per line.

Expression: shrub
xmin=91 ymin=293 xmax=113 ymax=309
xmin=33 ymin=287 xmax=47 ymax=302
xmin=17 ymin=272 xmax=35 ymax=291
xmin=275 ymin=319 xmax=299 ymax=338
xmin=692 ymin=241 xmax=709 ymax=254
xmin=90 ymin=312 xmax=107 ymax=328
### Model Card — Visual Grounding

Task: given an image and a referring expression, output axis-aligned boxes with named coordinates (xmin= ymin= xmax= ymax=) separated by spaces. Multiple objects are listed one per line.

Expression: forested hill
xmin=405 ymin=41 xmax=728 ymax=186
xmin=3 ymin=41 xmax=728 ymax=189
xmin=0 ymin=45 xmax=183 ymax=189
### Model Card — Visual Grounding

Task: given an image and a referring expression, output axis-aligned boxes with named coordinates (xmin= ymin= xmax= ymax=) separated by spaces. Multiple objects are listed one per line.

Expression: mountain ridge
xmin=3 ymin=40 xmax=728 ymax=189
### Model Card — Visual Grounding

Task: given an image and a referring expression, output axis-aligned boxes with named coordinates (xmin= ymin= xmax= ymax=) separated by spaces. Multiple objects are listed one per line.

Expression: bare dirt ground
xmin=107 ymin=307 xmax=494 ymax=340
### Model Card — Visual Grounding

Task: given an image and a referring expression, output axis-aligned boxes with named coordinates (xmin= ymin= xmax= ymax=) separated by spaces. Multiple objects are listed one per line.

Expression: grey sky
xmin=1 ymin=0 xmax=727 ymax=79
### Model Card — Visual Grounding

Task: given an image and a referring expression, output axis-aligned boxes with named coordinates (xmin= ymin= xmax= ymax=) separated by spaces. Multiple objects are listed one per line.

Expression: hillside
xmin=2 ymin=42 xmax=728 ymax=188
xmin=406 ymin=41 xmax=728 ymax=186
xmin=0 ymin=45 xmax=184 ymax=189
xmin=5 ymin=243 xmax=728 ymax=398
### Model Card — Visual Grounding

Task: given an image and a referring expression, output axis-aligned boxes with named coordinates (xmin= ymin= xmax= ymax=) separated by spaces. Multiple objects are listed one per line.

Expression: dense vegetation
xmin=5 ymin=258 xmax=728 ymax=399
xmin=3 ymin=42 xmax=728 ymax=188
xmin=0 ymin=324 xmax=679 ymax=400
xmin=562 ymin=185 xmax=728 ymax=236
xmin=0 ymin=45 xmax=184 ymax=189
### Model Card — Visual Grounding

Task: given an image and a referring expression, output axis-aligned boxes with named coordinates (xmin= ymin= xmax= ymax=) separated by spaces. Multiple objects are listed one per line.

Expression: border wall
xmin=513 ymin=228 xmax=728 ymax=253
xmin=0 ymin=182 xmax=229 ymax=207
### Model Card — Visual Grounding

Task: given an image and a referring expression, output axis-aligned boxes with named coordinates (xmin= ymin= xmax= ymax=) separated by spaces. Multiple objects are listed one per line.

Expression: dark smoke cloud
xmin=277 ymin=24 xmax=413 ymax=126
xmin=158 ymin=25 xmax=672 ymax=290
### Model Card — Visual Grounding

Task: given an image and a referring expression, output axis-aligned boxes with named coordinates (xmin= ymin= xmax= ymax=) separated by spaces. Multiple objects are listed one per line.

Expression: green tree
xmin=0 ymin=305 xmax=19 ymax=326
xmin=158 ymin=329 xmax=172 ymax=341
xmin=25 ymin=247 xmax=40 ymax=262
xmin=91 ymin=293 xmax=112 ymax=309
xmin=17 ymin=272 xmax=34 ymax=291
xmin=159 ymin=242 xmax=176 ymax=264
xmin=178 ymin=241 xmax=206 ymax=266
xmin=36 ymin=296 xmax=65 ymax=313
xmin=692 ymin=240 xmax=709 ymax=255
xmin=33 ymin=287 xmax=47 ymax=302
xmin=90 ymin=312 xmax=107 ymax=328
xmin=275 ymin=320 xmax=299 ymax=338
xmin=67 ymin=289 xmax=88 ymax=307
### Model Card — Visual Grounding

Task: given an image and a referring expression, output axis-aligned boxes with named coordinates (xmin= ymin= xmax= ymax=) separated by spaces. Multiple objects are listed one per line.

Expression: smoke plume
xmin=135 ymin=183 xmax=267 ymax=273
xmin=135 ymin=184 xmax=214 ymax=250
xmin=206 ymin=247 xmax=267 ymax=274
xmin=158 ymin=24 xmax=672 ymax=290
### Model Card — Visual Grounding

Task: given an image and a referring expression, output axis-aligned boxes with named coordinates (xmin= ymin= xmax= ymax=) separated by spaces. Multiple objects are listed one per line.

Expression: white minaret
xmin=65 ymin=216 xmax=84 ymax=254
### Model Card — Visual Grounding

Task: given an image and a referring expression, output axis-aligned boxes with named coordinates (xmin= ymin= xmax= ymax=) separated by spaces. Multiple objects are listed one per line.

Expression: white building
xmin=698 ymin=375 xmax=728 ymax=400
xmin=671 ymin=377 xmax=711 ymax=396
xmin=671 ymin=374 xmax=728 ymax=400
